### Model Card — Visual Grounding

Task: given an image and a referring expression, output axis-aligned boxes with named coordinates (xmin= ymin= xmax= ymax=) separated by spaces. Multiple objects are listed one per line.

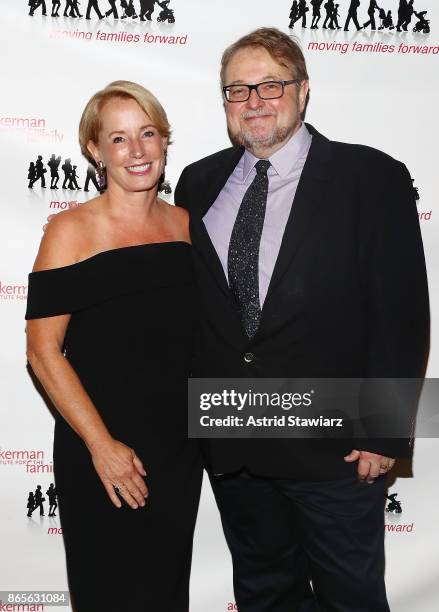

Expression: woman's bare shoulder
xmin=160 ymin=200 xmax=189 ymax=221
xmin=33 ymin=200 xmax=100 ymax=272
xmin=160 ymin=200 xmax=190 ymax=241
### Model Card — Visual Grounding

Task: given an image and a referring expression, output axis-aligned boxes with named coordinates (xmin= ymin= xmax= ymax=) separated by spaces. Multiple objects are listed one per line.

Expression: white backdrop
xmin=0 ymin=1 xmax=437 ymax=610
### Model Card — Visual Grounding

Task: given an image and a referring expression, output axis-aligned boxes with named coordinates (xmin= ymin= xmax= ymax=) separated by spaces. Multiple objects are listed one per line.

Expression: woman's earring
xmin=157 ymin=151 xmax=167 ymax=193
xmin=158 ymin=152 xmax=172 ymax=195
xmin=96 ymin=160 xmax=107 ymax=190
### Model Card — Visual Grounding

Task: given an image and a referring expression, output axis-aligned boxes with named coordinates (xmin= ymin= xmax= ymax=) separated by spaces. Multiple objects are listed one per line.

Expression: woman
xmin=26 ymin=491 xmax=35 ymax=517
xmin=61 ymin=158 xmax=73 ymax=189
xmin=26 ymin=81 xmax=203 ymax=611
xmin=310 ymin=0 xmax=323 ymax=29
xmin=48 ymin=154 xmax=61 ymax=189
xmin=27 ymin=162 xmax=36 ymax=188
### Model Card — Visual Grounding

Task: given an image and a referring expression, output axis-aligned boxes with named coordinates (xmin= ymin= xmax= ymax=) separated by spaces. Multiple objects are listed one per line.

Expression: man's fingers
xmin=357 ymin=458 xmax=372 ymax=480
xmin=344 ymin=449 xmax=361 ymax=462
xmin=351 ymin=451 xmax=396 ymax=482
xmin=379 ymin=457 xmax=396 ymax=474
xmin=366 ymin=460 xmax=381 ymax=483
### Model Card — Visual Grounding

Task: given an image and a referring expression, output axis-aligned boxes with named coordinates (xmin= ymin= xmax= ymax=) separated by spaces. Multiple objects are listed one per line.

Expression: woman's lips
xmin=125 ymin=162 xmax=152 ymax=176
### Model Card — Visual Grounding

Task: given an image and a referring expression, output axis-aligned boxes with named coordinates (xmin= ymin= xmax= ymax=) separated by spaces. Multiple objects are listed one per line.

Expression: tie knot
xmin=255 ymin=160 xmax=270 ymax=175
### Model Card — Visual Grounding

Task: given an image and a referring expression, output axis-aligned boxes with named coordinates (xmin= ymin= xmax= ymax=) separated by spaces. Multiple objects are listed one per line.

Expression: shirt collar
xmin=241 ymin=122 xmax=312 ymax=182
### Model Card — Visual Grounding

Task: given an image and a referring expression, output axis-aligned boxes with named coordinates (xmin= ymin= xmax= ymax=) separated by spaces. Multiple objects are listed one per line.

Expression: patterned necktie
xmin=228 ymin=159 xmax=270 ymax=338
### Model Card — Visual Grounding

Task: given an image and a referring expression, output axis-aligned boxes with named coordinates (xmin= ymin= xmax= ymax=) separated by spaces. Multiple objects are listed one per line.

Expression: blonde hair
xmin=79 ymin=80 xmax=171 ymax=164
xmin=220 ymin=27 xmax=309 ymax=86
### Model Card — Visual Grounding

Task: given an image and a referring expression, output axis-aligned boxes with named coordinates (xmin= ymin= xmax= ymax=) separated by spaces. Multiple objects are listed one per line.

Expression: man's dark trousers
xmin=212 ymin=472 xmax=389 ymax=611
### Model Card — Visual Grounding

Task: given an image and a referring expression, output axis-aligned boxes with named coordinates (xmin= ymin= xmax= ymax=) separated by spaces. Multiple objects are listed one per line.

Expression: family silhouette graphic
xmin=288 ymin=0 xmax=430 ymax=33
xmin=28 ymin=0 xmax=175 ymax=22
xmin=27 ymin=155 xmax=100 ymax=192
xmin=27 ymin=484 xmax=58 ymax=517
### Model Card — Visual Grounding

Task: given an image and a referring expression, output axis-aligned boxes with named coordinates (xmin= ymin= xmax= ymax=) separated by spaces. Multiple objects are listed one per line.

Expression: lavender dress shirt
xmin=203 ymin=123 xmax=312 ymax=307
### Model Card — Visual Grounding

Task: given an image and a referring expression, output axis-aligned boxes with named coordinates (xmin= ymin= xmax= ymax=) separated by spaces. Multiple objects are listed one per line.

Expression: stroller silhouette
xmin=159 ymin=179 xmax=172 ymax=195
xmin=157 ymin=1 xmax=174 ymax=23
xmin=386 ymin=494 xmax=402 ymax=514
xmin=411 ymin=179 xmax=420 ymax=201
xmin=413 ymin=11 xmax=430 ymax=33
xmin=378 ymin=9 xmax=395 ymax=30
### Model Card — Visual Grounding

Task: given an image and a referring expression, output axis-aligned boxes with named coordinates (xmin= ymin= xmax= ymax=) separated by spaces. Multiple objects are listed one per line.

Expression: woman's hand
xmin=89 ymin=437 xmax=149 ymax=509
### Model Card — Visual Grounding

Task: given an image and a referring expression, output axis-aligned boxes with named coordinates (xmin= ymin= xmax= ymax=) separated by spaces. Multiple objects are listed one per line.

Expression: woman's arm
xmin=26 ymin=213 xmax=148 ymax=509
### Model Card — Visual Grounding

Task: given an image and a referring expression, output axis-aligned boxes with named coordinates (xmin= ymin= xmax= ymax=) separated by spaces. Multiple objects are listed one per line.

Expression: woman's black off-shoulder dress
xmin=26 ymin=242 xmax=203 ymax=612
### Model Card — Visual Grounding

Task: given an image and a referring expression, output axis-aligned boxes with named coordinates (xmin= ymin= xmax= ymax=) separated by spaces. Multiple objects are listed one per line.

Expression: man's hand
xmin=344 ymin=449 xmax=395 ymax=483
xmin=44 ymin=201 xmax=80 ymax=231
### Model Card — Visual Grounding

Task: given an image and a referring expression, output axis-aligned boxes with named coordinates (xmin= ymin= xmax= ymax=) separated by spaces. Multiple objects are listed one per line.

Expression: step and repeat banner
xmin=0 ymin=1 xmax=438 ymax=610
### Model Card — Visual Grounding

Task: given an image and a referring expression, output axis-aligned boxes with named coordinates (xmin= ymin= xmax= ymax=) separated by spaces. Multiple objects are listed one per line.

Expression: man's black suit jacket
xmin=175 ymin=124 xmax=429 ymax=481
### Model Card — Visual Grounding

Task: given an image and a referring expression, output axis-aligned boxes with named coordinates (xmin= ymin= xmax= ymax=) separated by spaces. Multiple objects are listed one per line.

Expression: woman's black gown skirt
xmin=26 ymin=243 xmax=203 ymax=612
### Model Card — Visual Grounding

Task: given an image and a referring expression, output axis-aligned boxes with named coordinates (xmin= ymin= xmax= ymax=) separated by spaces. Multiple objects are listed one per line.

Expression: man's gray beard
xmin=230 ymin=124 xmax=294 ymax=154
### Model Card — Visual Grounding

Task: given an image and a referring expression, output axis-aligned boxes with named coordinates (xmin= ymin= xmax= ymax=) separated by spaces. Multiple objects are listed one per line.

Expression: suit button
xmin=244 ymin=352 xmax=254 ymax=363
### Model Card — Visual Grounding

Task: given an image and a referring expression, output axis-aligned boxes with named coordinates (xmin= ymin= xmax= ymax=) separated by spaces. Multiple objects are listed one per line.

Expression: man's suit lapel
xmin=190 ymin=146 xmax=244 ymax=299
xmin=263 ymin=125 xmax=334 ymax=308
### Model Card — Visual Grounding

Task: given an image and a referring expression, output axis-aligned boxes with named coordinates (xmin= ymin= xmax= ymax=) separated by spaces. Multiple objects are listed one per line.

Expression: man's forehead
xmin=225 ymin=49 xmax=289 ymax=81
xmin=227 ymin=73 xmax=284 ymax=85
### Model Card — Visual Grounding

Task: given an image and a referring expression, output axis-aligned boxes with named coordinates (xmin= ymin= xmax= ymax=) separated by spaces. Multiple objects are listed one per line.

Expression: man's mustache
xmin=241 ymin=109 xmax=277 ymax=120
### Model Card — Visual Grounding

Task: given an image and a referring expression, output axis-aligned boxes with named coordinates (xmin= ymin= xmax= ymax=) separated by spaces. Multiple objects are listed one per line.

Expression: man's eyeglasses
xmin=222 ymin=79 xmax=299 ymax=103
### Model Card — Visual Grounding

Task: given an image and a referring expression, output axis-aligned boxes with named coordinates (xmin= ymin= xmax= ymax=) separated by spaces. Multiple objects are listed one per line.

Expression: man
xmin=175 ymin=27 xmax=429 ymax=611
xmin=33 ymin=485 xmax=45 ymax=516
xmin=343 ymin=0 xmax=362 ymax=31
xmin=85 ymin=0 xmax=104 ymax=19
xmin=33 ymin=155 xmax=46 ymax=188
xmin=29 ymin=0 xmax=47 ymax=17
xmin=397 ymin=0 xmax=414 ymax=31
xmin=139 ymin=0 xmax=156 ymax=21
xmin=105 ymin=0 xmax=119 ymax=18
xmin=61 ymin=158 xmax=73 ymax=189
xmin=322 ymin=0 xmax=334 ymax=28
xmin=64 ymin=0 xmax=81 ymax=17
xmin=290 ymin=0 xmax=309 ymax=29
xmin=289 ymin=1 xmax=298 ymax=28
xmin=51 ymin=0 xmax=61 ymax=17
xmin=83 ymin=161 xmax=100 ymax=192
xmin=329 ymin=2 xmax=341 ymax=28
xmin=363 ymin=0 xmax=380 ymax=31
